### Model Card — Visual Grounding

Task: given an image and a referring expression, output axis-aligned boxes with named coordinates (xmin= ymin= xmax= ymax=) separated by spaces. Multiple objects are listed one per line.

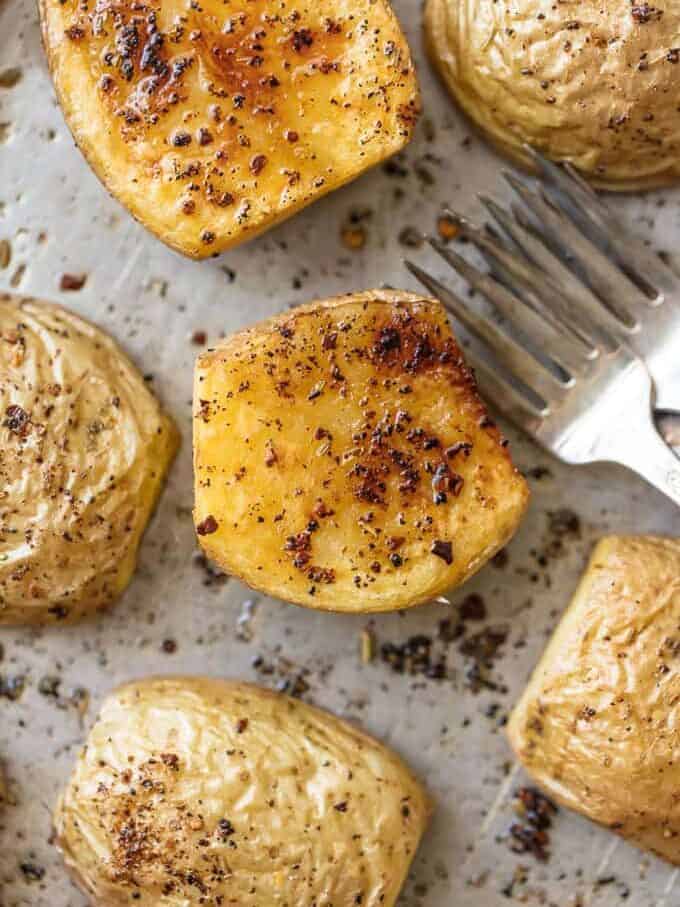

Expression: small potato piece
xmin=194 ymin=291 xmax=529 ymax=611
xmin=0 ymin=294 xmax=179 ymax=624
xmin=54 ymin=676 xmax=432 ymax=906
xmin=508 ymin=535 xmax=680 ymax=864
xmin=39 ymin=0 xmax=420 ymax=258
xmin=425 ymin=0 xmax=680 ymax=189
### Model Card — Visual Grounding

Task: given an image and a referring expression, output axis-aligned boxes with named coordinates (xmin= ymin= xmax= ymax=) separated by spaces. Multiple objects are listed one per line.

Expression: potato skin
xmin=508 ymin=535 xmax=680 ymax=864
xmin=39 ymin=0 xmax=420 ymax=258
xmin=194 ymin=290 xmax=529 ymax=612
xmin=425 ymin=0 xmax=680 ymax=190
xmin=54 ymin=676 xmax=431 ymax=906
xmin=0 ymin=294 xmax=179 ymax=624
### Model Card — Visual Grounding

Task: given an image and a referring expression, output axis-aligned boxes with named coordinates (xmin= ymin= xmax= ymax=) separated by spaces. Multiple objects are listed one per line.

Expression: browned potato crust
xmin=39 ymin=0 xmax=420 ymax=257
xmin=508 ymin=535 xmax=680 ymax=864
xmin=194 ymin=290 xmax=529 ymax=612
xmin=54 ymin=676 xmax=432 ymax=906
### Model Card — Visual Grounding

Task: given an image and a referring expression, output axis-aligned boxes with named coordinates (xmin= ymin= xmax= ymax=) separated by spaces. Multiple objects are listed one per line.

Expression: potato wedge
xmin=0 ymin=294 xmax=179 ymax=624
xmin=54 ymin=676 xmax=432 ymax=906
xmin=194 ymin=290 xmax=529 ymax=611
xmin=508 ymin=535 xmax=680 ymax=864
xmin=424 ymin=0 xmax=680 ymax=189
xmin=39 ymin=0 xmax=420 ymax=258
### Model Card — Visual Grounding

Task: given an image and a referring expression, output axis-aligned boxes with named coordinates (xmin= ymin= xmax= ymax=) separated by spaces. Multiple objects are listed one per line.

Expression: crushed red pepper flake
xmin=430 ymin=539 xmax=453 ymax=564
xmin=59 ymin=273 xmax=87 ymax=291
xmin=196 ymin=515 xmax=219 ymax=536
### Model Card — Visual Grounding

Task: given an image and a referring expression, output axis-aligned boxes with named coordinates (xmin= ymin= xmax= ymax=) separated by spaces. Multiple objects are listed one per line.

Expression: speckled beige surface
xmin=509 ymin=536 xmax=680 ymax=865
xmin=0 ymin=0 xmax=679 ymax=904
xmin=425 ymin=0 xmax=680 ymax=189
xmin=54 ymin=677 xmax=431 ymax=906
xmin=0 ymin=295 xmax=178 ymax=624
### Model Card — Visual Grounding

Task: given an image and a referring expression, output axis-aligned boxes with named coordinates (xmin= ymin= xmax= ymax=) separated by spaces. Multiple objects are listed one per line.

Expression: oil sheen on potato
xmin=194 ymin=291 xmax=529 ymax=612
xmin=40 ymin=0 xmax=420 ymax=256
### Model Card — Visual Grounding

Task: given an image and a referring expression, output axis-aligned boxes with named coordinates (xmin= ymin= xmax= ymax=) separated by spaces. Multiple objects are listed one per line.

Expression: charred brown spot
xmin=307 ymin=565 xmax=335 ymax=584
xmin=374 ymin=326 xmax=401 ymax=355
xmin=430 ymin=539 xmax=453 ymax=565
xmin=4 ymin=404 xmax=31 ymax=437
xmin=171 ymin=130 xmax=192 ymax=146
xmin=250 ymin=154 xmax=268 ymax=174
xmin=196 ymin=515 xmax=219 ymax=535
xmin=264 ymin=441 xmax=278 ymax=466
xmin=370 ymin=310 xmax=459 ymax=374
xmin=291 ymin=28 xmax=314 ymax=52
xmin=284 ymin=531 xmax=312 ymax=568
xmin=446 ymin=441 xmax=473 ymax=459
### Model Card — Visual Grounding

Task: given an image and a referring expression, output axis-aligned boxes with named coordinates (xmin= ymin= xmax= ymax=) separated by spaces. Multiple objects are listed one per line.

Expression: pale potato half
xmin=508 ymin=535 xmax=680 ymax=865
xmin=54 ymin=676 xmax=432 ymax=906
xmin=425 ymin=0 xmax=680 ymax=189
xmin=194 ymin=290 xmax=529 ymax=612
xmin=0 ymin=294 xmax=179 ymax=624
xmin=40 ymin=0 xmax=420 ymax=258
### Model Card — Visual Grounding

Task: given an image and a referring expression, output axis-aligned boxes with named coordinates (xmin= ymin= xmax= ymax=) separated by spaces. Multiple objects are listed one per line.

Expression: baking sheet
xmin=1 ymin=0 xmax=679 ymax=904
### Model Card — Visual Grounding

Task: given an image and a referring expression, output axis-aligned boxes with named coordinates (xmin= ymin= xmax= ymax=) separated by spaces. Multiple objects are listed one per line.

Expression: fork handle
xmin=617 ymin=420 xmax=680 ymax=508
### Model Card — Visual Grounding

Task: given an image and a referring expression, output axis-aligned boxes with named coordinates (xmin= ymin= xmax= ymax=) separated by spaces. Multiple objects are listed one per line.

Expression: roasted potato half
xmin=0 ymin=294 xmax=179 ymax=624
xmin=54 ymin=676 xmax=432 ymax=906
xmin=194 ymin=291 xmax=529 ymax=612
xmin=40 ymin=0 xmax=420 ymax=258
xmin=425 ymin=0 xmax=680 ymax=189
xmin=508 ymin=535 xmax=680 ymax=864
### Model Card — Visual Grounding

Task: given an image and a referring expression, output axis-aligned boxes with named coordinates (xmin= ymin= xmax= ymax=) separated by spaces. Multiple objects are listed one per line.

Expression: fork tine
xmin=427 ymin=235 xmax=585 ymax=384
xmin=432 ymin=219 xmax=595 ymax=376
xmin=404 ymin=258 xmax=567 ymax=410
xmin=503 ymin=172 xmax=646 ymax=329
xmin=479 ymin=197 xmax=622 ymax=354
xmin=472 ymin=199 xmax=606 ymax=354
xmin=524 ymin=147 xmax=678 ymax=298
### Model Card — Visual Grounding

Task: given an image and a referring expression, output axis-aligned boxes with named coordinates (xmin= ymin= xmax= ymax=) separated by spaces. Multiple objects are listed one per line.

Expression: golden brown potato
xmin=40 ymin=0 xmax=420 ymax=258
xmin=424 ymin=0 xmax=680 ymax=189
xmin=0 ymin=294 xmax=179 ymax=624
xmin=508 ymin=535 xmax=680 ymax=864
xmin=194 ymin=290 xmax=529 ymax=612
xmin=54 ymin=676 xmax=432 ymax=906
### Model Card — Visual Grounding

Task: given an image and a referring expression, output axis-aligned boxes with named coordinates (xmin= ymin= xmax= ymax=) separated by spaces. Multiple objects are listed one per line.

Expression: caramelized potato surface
xmin=508 ymin=535 xmax=680 ymax=864
xmin=54 ymin=676 xmax=431 ymax=906
xmin=194 ymin=291 xmax=529 ymax=611
xmin=40 ymin=0 xmax=420 ymax=257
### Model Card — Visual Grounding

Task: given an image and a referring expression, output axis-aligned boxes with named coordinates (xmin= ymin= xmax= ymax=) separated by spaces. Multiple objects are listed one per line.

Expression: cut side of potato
xmin=40 ymin=0 xmax=420 ymax=257
xmin=0 ymin=294 xmax=179 ymax=624
xmin=194 ymin=290 xmax=529 ymax=612
xmin=54 ymin=676 xmax=432 ymax=906
xmin=508 ymin=535 xmax=680 ymax=865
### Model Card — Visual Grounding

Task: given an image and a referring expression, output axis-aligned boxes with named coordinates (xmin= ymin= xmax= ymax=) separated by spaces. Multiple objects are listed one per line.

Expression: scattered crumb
xmin=59 ymin=273 xmax=87 ymax=291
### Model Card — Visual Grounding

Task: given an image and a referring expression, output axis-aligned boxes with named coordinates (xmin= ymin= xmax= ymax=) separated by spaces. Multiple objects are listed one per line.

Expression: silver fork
xmin=499 ymin=147 xmax=680 ymax=417
xmin=404 ymin=196 xmax=680 ymax=506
